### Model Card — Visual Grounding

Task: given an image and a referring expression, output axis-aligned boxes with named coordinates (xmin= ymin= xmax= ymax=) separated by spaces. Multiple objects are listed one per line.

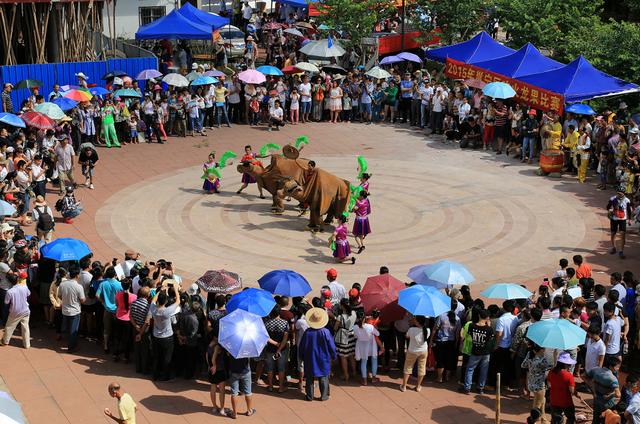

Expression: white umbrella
xmin=162 ymin=73 xmax=189 ymax=87
xmin=0 ymin=392 xmax=26 ymax=424
xmin=185 ymin=71 xmax=201 ymax=82
xmin=284 ymin=28 xmax=304 ymax=37
xmin=366 ymin=66 xmax=392 ymax=80
xmin=299 ymin=39 xmax=346 ymax=58
xmin=294 ymin=62 xmax=320 ymax=73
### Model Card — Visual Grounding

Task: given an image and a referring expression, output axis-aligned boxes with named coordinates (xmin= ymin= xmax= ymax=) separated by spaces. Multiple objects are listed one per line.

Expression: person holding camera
xmin=143 ymin=280 xmax=180 ymax=381
xmin=258 ymin=305 xmax=290 ymax=393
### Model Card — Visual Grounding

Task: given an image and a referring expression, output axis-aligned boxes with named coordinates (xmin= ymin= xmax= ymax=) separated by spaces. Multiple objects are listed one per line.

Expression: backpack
xmin=54 ymin=199 xmax=64 ymax=212
xmin=35 ymin=206 xmax=54 ymax=231
xmin=88 ymin=278 xmax=100 ymax=299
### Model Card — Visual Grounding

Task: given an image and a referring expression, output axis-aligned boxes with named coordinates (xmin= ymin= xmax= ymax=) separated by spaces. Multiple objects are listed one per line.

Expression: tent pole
xmin=400 ymin=0 xmax=405 ymax=51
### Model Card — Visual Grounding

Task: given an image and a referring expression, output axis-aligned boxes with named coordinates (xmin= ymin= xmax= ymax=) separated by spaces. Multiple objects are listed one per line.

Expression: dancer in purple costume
xmin=352 ymin=191 xmax=371 ymax=254
xmin=329 ymin=215 xmax=356 ymax=264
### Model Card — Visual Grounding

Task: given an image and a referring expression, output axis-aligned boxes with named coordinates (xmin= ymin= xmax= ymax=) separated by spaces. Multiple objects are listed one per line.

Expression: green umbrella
xmin=15 ymin=79 xmax=43 ymax=89
xmin=34 ymin=102 xmax=66 ymax=120
xmin=113 ymin=88 xmax=142 ymax=98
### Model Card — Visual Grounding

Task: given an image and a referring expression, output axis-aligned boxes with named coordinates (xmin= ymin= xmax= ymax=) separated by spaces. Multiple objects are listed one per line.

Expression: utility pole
xmin=400 ymin=0 xmax=405 ymax=51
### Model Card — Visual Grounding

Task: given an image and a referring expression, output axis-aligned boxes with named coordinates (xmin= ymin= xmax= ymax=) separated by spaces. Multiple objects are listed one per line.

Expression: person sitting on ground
xmin=56 ymin=186 xmax=82 ymax=224
xmin=459 ymin=117 xmax=483 ymax=149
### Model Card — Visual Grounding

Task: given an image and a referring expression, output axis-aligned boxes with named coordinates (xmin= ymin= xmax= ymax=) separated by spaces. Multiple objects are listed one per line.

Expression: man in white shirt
xmin=242 ymin=2 xmax=253 ymax=29
xmin=603 ymin=302 xmax=622 ymax=360
xmin=625 ymin=376 xmax=640 ymax=424
xmin=418 ymin=81 xmax=433 ymax=129
xmin=458 ymin=97 xmax=471 ymax=124
xmin=54 ymin=135 xmax=75 ymax=194
xmin=268 ymin=100 xmax=284 ymax=131
xmin=494 ymin=300 xmax=519 ymax=388
xmin=325 ymin=268 xmax=346 ymax=305
xmin=298 ymin=76 xmax=312 ymax=123
xmin=609 ymin=272 xmax=627 ymax=308
xmin=585 ymin=325 xmax=606 ymax=372
xmin=57 ymin=264 xmax=85 ymax=351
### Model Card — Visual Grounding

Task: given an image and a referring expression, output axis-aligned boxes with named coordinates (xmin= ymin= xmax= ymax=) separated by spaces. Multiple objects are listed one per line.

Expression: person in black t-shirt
xmin=459 ymin=117 xmax=483 ymax=149
xmin=461 ymin=309 xmax=495 ymax=394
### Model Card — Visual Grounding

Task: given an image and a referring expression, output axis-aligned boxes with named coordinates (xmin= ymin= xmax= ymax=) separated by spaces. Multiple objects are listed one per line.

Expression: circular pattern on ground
xmin=96 ymin=137 xmax=598 ymax=289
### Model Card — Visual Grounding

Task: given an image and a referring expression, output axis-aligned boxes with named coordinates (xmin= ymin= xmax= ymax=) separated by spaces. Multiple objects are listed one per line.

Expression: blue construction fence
xmin=0 ymin=57 xmax=158 ymax=109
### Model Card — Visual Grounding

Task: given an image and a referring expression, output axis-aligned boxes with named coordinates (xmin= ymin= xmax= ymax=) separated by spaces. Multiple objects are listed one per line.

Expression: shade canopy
xmin=526 ymin=318 xmax=587 ymax=349
xmin=480 ymin=283 xmax=533 ymax=300
xmin=258 ymin=269 xmax=312 ymax=297
xmin=275 ymin=0 xmax=316 ymax=6
xmin=473 ymin=43 xmax=563 ymax=78
xmin=41 ymin=238 xmax=91 ymax=261
xmin=518 ymin=55 xmax=639 ymax=102
xmin=178 ymin=3 xmax=228 ymax=30
xmin=398 ymin=285 xmax=451 ymax=317
xmin=136 ymin=9 xmax=212 ymax=40
xmin=426 ymin=31 xmax=515 ymax=64
xmin=218 ymin=309 xmax=269 ymax=359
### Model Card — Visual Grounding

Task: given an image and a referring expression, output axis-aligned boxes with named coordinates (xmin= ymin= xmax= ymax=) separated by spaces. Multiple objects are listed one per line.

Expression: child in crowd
xmin=128 ymin=116 xmax=139 ymax=144
xmin=290 ymin=88 xmax=300 ymax=125
xmin=249 ymin=96 xmax=260 ymax=126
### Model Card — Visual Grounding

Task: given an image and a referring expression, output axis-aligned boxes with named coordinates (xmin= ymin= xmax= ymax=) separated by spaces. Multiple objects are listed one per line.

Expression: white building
xmin=103 ymin=0 xmax=182 ymax=40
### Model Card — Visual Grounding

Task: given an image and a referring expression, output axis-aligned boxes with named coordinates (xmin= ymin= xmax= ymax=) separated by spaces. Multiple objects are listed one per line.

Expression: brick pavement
xmin=0 ymin=121 xmax=626 ymax=423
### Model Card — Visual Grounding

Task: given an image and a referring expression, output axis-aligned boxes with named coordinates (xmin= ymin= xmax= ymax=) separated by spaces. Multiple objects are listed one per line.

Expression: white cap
xmin=192 ymin=62 xmax=199 ymax=70
xmin=187 ymin=283 xmax=199 ymax=296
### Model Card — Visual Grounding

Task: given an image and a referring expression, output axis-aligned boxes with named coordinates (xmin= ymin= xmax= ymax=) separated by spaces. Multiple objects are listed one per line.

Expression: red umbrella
xmin=380 ymin=300 xmax=407 ymax=324
xmin=21 ymin=111 xmax=56 ymax=129
xmin=282 ymin=65 xmax=303 ymax=75
xmin=360 ymin=274 xmax=406 ymax=313
xmin=195 ymin=269 xmax=242 ymax=294
xmin=263 ymin=22 xmax=284 ymax=30
xmin=464 ymin=78 xmax=486 ymax=89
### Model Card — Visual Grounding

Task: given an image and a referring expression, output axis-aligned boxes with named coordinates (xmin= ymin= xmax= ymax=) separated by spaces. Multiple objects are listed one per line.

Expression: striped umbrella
xmin=63 ymin=89 xmax=92 ymax=102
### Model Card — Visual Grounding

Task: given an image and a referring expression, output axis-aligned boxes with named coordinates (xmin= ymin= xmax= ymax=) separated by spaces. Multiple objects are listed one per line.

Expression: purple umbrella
xmin=380 ymin=55 xmax=402 ymax=65
xmin=136 ymin=69 xmax=163 ymax=80
xmin=397 ymin=52 xmax=423 ymax=63
xmin=204 ymin=69 xmax=225 ymax=77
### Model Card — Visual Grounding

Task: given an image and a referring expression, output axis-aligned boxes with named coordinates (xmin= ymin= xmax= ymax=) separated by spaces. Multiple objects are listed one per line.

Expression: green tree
xmin=413 ymin=0 xmax=489 ymax=44
xmin=562 ymin=19 xmax=640 ymax=84
xmin=496 ymin=0 xmax=603 ymax=55
xmin=315 ymin=0 xmax=396 ymax=50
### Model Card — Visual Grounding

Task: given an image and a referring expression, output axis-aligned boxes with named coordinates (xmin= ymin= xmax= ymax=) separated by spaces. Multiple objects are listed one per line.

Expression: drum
xmin=540 ymin=149 xmax=564 ymax=174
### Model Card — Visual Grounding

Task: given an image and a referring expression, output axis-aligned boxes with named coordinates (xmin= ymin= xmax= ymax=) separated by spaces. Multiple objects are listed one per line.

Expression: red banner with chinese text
xmin=444 ymin=58 xmax=564 ymax=115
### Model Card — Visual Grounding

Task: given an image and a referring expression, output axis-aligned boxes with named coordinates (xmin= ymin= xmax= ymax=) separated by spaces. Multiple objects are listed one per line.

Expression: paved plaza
xmin=1 ymin=122 xmax=624 ymax=423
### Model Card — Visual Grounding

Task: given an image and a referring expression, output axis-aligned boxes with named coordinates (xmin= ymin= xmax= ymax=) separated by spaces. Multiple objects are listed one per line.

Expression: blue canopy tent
xmin=136 ymin=9 xmax=212 ymax=40
xmin=473 ymin=43 xmax=563 ymax=78
xmin=178 ymin=3 xmax=229 ymax=30
xmin=425 ymin=31 xmax=515 ymax=64
xmin=518 ymin=55 xmax=640 ymax=103
xmin=276 ymin=0 xmax=317 ymax=7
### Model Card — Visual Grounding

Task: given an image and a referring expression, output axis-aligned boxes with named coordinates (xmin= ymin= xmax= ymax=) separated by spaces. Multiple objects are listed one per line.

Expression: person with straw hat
xmin=298 ymin=307 xmax=336 ymax=401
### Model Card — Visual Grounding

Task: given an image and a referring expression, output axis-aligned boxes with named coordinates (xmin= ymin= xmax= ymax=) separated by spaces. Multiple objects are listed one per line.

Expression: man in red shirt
xmin=573 ymin=255 xmax=592 ymax=279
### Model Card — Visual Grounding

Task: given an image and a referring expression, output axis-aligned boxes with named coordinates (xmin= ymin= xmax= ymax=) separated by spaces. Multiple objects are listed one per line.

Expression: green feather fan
xmin=259 ymin=143 xmax=281 ymax=156
xmin=357 ymin=155 xmax=368 ymax=179
xmin=218 ymin=151 xmax=237 ymax=169
xmin=295 ymin=135 xmax=309 ymax=150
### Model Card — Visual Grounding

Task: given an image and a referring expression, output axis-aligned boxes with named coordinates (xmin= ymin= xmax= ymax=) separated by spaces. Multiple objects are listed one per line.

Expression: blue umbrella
xmin=408 ymin=260 xmax=475 ymax=289
xmin=480 ymin=283 xmax=532 ymax=300
xmin=397 ymin=52 xmax=422 ymax=63
xmin=89 ymin=87 xmax=110 ymax=97
xmin=482 ymin=81 xmax=516 ymax=99
xmin=219 ymin=309 xmax=270 ymax=358
xmin=226 ymin=288 xmax=276 ymax=316
xmin=113 ymin=88 xmax=142 ymax=98
xmin=0 ymin=200 xmax=16 ymax=216
xmin=258 ymin=269 xmax=312 ymax=296
xmin=398 ymin=285 xmax=451 ymax=317
xmin=380 ymin=55 xmax=402 ymax=65
xmin=52 ymin=97 xmax=78 ymax=111
xmin=0 ymin=113 xmax=25 ymax=128
xmin=256 ymin=65 xmax=284 ymax=76
xmin=41 ymin=238 xmax=91 ymax=261
xmin=526 ymin=318 xmax=587 ymax=349
xmin=0 ymin=391 xmax=26 ymax=424
xmin=565 ymin=103 xmax=596 ymax=115
xmin=190 ymin=76 xmax=218 ymax=86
